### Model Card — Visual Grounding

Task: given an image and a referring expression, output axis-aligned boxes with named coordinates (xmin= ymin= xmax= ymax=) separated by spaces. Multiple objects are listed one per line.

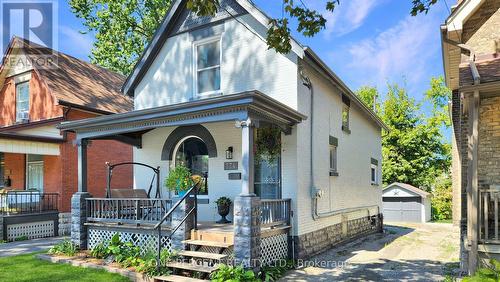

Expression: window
xmin=370 ymin=158 xmax=378 ymax=185
xmin=341 ymin=94 xmax=350 ymax=133
xmin=0 ymin=153 xmax=4 ymax=187
xmin=195 ymin=37 xmax=221 ymax=96
xmin=174 ymin=137 xmax=209 ymax=195
xmin=16 ymin=81 xmax=30 ymax=122
xmin=329 ymin=136 xmax=338 ymax=176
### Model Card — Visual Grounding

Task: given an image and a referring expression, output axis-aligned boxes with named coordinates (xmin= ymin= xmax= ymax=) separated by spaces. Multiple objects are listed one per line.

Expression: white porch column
xmin=234 ymin=119 xmax=261 ymax=270
xmin=239 ymin=119 xmax=255 ymax=196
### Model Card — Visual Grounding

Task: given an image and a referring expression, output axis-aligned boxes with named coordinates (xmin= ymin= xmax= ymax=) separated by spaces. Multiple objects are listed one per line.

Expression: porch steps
xmin=165 ymin=262 xmax=218 ymax=273
xmin=177 ymin=250 xmax=228 ymax=260
xmin=191 ymin=229 xmax=233 ymax=244
xmin=153 ymin=274 xmax=209 ymax=282
xmin=181 ymin=239 xmax=233 ymax=248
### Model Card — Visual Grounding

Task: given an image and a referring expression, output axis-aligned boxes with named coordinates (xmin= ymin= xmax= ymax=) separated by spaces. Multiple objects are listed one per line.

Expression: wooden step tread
xmin=182 ymin=240 xmax=233 ymax=248
xmin=166 ymin=262 xmax=218 ymax=273
xmin=178 ymin=250 xmax=227 ymax=260
xmin=154 ymin=274 xmax=209 ymax=282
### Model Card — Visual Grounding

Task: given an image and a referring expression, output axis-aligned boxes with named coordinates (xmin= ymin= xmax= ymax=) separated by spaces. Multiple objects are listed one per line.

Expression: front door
xmin=174 ymin=137 xmax=209 ymax=195
xmin=254 ymin=128 xmax=282 ymax=199
xmin=27 ymin=156 xmax=44 ymax=192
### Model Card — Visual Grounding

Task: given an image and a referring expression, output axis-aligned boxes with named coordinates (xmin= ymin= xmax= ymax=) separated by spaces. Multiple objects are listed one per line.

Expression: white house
xmin=60 ymin=0 xmax=387 ymax=278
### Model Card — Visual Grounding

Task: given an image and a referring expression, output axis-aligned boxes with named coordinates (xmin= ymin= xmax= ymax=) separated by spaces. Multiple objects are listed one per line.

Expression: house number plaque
xmin=224 ymin=162 xmax=238 ymax=170
xmin=228 ymin=173 xmax=241 ymax=180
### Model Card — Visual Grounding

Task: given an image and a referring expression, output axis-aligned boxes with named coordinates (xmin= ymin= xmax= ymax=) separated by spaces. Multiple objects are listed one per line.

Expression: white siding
xmin=134 ymin=15 xmax=299 ymax=110
xmin=16 ymin=125 xmax=62 ymax=139
xmin=0 ymin=139 xmax=60 ymax=155
xmin=293 ymin=62 xmax=383 ymax=236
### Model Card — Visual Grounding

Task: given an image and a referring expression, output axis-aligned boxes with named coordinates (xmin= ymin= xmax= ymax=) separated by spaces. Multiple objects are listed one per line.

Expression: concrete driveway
xmin=282 ymin=223 xmax=460 ymax=281
xmin=0 ymin=237 xmax=64 ymax=257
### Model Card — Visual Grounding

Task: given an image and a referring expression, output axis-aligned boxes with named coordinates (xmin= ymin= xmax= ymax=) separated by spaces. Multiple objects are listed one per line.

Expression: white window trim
xmin=192 ymin=35 xmax=222 ymax=99
xmin=329 ymin=144 xmax=338 ymax=175
xmin=15 ymin=81 xmax=30 ymax=122
xmin=370 ymin=164 xmax=378 ymax=185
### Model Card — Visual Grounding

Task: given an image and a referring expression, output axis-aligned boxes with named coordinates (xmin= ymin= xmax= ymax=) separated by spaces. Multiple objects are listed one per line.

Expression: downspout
xmin=299 ymin=65 xmax=379 ymax=221
xmin=442 ymin=38 xmax=481 ymax=85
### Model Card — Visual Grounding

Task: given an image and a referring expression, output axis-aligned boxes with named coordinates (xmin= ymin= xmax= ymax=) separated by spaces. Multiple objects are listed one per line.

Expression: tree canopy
xmin=356 ymin=77 xmax=451 ymax=190
xmin=70 ymin=0 xmax=439 ymax=74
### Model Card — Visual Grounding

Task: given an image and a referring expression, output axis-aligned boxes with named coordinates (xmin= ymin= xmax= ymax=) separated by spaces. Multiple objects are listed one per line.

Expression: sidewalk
xmin=0 ymin=237 xmax=65 ymax=257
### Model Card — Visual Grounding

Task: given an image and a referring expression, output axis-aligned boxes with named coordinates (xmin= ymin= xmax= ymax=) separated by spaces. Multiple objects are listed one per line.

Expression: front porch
xmin=59 ymin=91 xmax=305 ymax=273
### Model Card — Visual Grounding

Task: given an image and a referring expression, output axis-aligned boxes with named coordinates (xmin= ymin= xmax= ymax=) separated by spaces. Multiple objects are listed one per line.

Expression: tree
xmin=70 ymin=0 xmax=439 ymax=74
xmin=356 ymin=79 xmax=451 ymax=190
xmin=356 ymin=86 xmax=379 ymax=112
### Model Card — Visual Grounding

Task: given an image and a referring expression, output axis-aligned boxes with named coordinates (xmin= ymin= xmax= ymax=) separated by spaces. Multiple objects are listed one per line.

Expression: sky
xmin=52 ymin=0 xmax=450 ymax=105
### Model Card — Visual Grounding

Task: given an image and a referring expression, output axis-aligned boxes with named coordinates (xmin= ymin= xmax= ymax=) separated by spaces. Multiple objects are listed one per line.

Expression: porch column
xmin=71 ymin=139 xmax=92 ymax=249
xmin=467 ymin=91 xmax=480 ymax=274
xmin=234 ymin=119 xmax=261 ymax=270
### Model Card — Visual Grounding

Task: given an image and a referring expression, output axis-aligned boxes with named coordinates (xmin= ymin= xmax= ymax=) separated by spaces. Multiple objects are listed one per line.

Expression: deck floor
xmin=196 ymin=222 xmax=233 ymax=233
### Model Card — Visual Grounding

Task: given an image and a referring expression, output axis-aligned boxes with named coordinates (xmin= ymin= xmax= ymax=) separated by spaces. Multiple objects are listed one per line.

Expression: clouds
xmin=322 ymin=0 xmax=382 ymax=38
xmin=58 ymin=26 xmax=94 ymax=60
xmin=328 ymin=7 xmax=445 ymax=94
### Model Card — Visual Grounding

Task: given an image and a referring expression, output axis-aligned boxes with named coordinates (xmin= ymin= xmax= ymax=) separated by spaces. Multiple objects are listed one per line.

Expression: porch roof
xmin=58 ymin=91 xmax=307 ymax=145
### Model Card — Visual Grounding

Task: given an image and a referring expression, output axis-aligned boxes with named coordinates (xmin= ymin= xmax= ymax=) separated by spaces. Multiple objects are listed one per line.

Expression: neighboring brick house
xmin=441 ymin=0 xmax=500 ymax=274
xmin=0 ymin=37 xmax=133 ymax=213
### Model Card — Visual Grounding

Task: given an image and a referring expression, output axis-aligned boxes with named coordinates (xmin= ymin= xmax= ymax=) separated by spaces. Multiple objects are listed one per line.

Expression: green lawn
xmin=0 ymin=253 xmax=130 ymax=282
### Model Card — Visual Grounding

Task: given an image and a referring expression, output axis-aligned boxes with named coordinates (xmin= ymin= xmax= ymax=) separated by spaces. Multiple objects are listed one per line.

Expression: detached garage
xmin=382 ymin=183 xmax=431 ymax=223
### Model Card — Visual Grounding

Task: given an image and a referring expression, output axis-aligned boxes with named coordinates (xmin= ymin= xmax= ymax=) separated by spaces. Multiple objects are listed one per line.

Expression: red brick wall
xmin=58 ymin=109 xmax=133 ymax=211
xmin=3 ymin=153 xmax=25 ymax=190
xmin=0 ymin=70 xmax=62 ymax=127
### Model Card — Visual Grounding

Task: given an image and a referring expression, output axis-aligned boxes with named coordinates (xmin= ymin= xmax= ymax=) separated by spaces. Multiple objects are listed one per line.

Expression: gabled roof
xmin=0 ymin=37 xmax=133 ymax=114
xmin=383 ymin=182 xmax=431 ymax=198
xmin=122 ymin=0 xmax=387 ymax=130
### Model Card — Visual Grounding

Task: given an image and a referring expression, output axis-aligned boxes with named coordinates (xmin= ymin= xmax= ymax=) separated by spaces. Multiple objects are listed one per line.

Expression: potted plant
xmin=165 ymin=165 xmax=194 ymax=197
xmin=215 ymin=196 xmax=232 ymax=224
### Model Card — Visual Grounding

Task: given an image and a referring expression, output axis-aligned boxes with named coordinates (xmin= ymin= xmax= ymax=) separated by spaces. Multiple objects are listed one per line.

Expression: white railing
xmin=260 ymin=199 xmax=291 ymax=228
xmin=480 ymin=186 xmax=500 ymax=243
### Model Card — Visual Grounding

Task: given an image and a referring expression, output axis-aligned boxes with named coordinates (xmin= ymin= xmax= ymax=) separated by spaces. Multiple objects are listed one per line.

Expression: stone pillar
xmin=233 ymin=195 xmax=261 ymax=270
xmin=170 ymin=196 xmax=194 ymax=250
xmin=71 ymin=192 xmax=92 ymax=249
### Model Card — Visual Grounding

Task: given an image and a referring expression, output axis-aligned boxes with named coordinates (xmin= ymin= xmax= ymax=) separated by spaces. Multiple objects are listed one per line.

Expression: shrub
xmin=431 ymin=174 xmax=452 ymax=221
xmin=463 ymin=259 xmax=500 ymax=281
xmin=135 ymin=249 xmax=176 ymax=277
xmin=90 ymin=242 xmax=107 ymax=259
xmin=210 ymin=264 xmax=259 ymax=282
xmin=48 ymin=239 xmax=79 ymax=256
xmin=259 ymin=260 xmax=295 ymax=281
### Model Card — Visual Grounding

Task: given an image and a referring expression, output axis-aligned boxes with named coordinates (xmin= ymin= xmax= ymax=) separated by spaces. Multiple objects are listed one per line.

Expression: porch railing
xmin=86 ymin=198 xmax=173 ymax=225
xmin=261 ymin=199 xmax=291 ymax=228
xmin=0 ymin=191 xmax=59 ymax=215
xmin=480 ymin=186 xmax=500 ymax=243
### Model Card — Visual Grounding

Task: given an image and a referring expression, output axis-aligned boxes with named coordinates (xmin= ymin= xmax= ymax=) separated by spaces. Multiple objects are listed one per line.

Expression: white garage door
xmin=383 ymin=197 xmax=421 ymax=222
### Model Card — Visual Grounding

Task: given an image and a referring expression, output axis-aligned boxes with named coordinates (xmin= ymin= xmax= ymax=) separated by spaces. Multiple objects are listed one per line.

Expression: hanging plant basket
xmin=255 ymin=126 xmax=281 ymax=162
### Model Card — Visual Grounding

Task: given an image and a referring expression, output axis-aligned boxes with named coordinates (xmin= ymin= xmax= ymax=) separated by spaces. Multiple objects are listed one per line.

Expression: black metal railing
xmin=260 ymin=199 xmax=292 ymax=228
xmin=480 ymin=186 xmax=500 ymax=243
xmin=0 ymin=191 xmax=59 ymax=215
xmin=86 ymin=198 xmax=173 ymax=225
xmin=154 ymin=181 xmax=200 ymax=270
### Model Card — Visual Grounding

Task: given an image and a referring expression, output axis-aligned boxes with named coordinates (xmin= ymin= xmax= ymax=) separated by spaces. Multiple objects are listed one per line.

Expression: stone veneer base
xmin=293 ymin=214 xmax=383 ymax=259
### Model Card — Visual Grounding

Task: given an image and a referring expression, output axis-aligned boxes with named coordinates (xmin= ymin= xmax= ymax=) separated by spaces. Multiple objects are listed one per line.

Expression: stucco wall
xmin=134 ymin=15 xmax=299 ymax=111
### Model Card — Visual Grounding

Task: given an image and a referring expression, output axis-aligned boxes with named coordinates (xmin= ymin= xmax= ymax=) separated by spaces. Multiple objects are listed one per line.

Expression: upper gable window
xmin=16 ymin=81 xmax=30 ymax=122
xmin=194 ymin=37 xmax=221 ymax=97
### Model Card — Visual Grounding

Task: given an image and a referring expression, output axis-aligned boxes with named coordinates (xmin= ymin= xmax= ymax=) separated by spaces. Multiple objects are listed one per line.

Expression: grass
xmin=0 ymin=252 xmax=130 ymax=282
